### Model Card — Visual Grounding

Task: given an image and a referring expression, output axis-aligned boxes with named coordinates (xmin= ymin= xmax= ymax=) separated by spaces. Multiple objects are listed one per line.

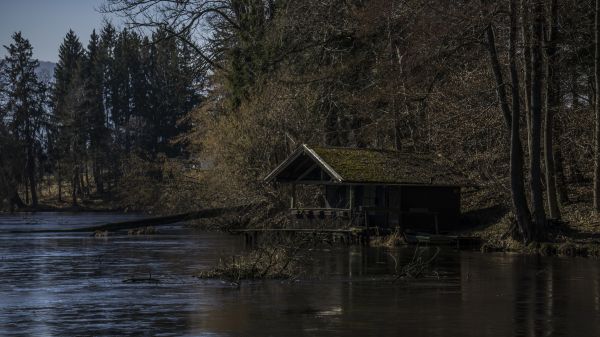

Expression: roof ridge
xmin=307 ymin=144 xmax=435 ymax=156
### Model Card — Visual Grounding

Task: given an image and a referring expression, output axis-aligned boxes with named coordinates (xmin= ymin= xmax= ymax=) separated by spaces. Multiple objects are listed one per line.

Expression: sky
xmin=0 ymin=0 xmax=122 ymax=62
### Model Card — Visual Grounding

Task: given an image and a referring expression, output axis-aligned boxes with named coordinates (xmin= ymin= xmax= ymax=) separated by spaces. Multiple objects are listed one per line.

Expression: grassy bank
xmin=458 ymin=192 xmax=600 ymax=257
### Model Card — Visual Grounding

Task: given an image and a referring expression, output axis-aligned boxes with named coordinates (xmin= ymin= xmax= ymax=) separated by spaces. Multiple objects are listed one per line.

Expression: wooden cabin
xmin=264 ymin=144 xmax=466 ymax=233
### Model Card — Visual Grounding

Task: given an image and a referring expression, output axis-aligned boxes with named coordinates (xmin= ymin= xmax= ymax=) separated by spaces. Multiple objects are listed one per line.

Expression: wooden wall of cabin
xmin=353 ymin=185 xmax=387 ymax=226
xmin=396 ymin=186 xmax=461 ymax=232
xmin=300 ymin=184 xmax=460 ymax=232
xmin=351 ymin=185 xmax=460 ymax=232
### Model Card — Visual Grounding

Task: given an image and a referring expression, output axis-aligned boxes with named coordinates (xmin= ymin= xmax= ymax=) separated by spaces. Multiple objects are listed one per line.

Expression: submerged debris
xmin=196 ymin=245 xmax=306 ymax=283
xmin=197 ymin=235 xmax=321 ymax=284
xmin=127 ymin=226 xmax=158 ymax=235
xmin=94 ymin=230 xmax=109 ymax=238
xmin=370 ymin=232 xmax=406 ymax=248
xmin=123 ymin=272 xmax=160 ymax=284
xmin=390 ymin=247 xmax=441 ymax=281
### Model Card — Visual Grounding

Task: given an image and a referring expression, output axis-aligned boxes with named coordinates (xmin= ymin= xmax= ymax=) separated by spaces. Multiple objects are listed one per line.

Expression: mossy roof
xmin=265 ymin=144 xmax=466 ymax=186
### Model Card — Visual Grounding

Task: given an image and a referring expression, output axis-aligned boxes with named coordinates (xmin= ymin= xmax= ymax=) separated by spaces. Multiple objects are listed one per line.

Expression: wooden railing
xmin=290 ymin=208 xmax=351 ymax=218
xmin=288 ymin=206 xmax=441 ymax=233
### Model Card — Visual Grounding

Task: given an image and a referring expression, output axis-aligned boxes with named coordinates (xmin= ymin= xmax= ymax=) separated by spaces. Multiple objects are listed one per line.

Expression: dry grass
xmin=370 ymin=231 xmax=406 ymax=248
xmin=463 ymin=187 xmax=600 ymax=257
xmin=196 ymin=245 xmax=308 ymax=284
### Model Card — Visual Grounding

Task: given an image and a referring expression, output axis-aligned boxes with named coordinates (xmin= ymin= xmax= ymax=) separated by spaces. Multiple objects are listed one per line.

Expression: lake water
xmin=1 ymin=213 xmax=600 ymax=336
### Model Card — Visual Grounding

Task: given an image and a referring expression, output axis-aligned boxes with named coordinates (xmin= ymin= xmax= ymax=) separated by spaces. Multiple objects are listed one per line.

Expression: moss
xmin=310 ymin=146 xmax=465 ymax=185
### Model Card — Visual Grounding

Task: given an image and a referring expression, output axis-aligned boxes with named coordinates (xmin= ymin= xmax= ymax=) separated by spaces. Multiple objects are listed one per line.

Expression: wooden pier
xmin=230 ymin=228 xmax=481 ymax=248
xmin=230 ymin=228 xmax=370 ymax=245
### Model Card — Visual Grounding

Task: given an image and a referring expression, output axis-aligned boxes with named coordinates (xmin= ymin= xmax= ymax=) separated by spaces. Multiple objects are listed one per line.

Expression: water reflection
xmin=1 ymin=214 xmax=600 ymax=336
xmin=193 ymin=249 xmax=600 ymax=337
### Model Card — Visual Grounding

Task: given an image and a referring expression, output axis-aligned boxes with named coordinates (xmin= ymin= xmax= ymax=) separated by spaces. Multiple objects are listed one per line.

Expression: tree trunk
xmin=324 ymin=104 xmax=340 ymax=146
xmin=83 ymin=162 xmax=90 ymax=197
xmin=79 ymin=168 xmax=85 ymax=197
xmin=57 ymin=165 xmax=62 ymax=203
xmin=566 ymin=65 xmax=583 ymax=185
xmin=24 ymin=178 xmax=29 ymax=205
xmin=554 ymin=135 xmax=569 ymax=203
xmin=10 ymin=191 xmax=25 ymax=212
xmin=521 ymin=0 xmax=533 ymax=158
xmin=484 ymin=23 xmax=512 ymax=130
xmin=544 ymin=0 xmax=561 ymax=219
xmin=530 ymin=0 xmax=547 ymax=237
xmin=509 ymin=0 xmax=534 ymax=241
xmin=27 ymin=144 xmax=38 ymax=208
xmin=93 ymin=155 xmax=104 ymax=194
xmin=394 ymin=117 xmax=402 ymax=151
xmin=72 ymin=165 xmax=79 ymax=207
xmin=594 ymin=0 xmax=600 ymax=212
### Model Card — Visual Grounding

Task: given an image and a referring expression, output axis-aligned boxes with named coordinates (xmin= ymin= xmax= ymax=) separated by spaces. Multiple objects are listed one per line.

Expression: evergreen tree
xmin=111 ymin=29 xmax=137 ymax=154
xmin=147 ymin=29 xmax=200 ymax=157
xmin=1 ymin=32 xmax=45 ymax=207
xmin=53 ymin=30 xmax=84 ymax=125
xmin=82 ymin=30 xmax=109 ymax=194
xmin=52 ymin=29 xmax=84 ymax=205
xmin=98 ymin=23 xmax=118 ymax=192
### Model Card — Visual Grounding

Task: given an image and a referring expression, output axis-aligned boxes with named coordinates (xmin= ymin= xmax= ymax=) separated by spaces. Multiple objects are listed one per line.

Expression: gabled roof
xmin=264 ymin=144 xmax=467 ymax=186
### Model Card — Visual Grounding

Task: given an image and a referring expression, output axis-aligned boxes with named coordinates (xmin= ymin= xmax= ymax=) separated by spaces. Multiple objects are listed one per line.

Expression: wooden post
xmin=290 ymin=184 xmax=296 ymax=209
xmin=348 ymin=186 xmax=354 ymax=226
xmin=384 ymin=186 xmax=389 ymax=227
xmin=398 ymin=186 xmax=403 ymax=232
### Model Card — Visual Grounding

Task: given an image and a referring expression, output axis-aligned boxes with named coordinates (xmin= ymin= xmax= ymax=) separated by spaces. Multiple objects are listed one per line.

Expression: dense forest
xmin=2 ymin=0 xmax=600 ymax=243
xmin=0 ymin=24 xmax=201 ymax=211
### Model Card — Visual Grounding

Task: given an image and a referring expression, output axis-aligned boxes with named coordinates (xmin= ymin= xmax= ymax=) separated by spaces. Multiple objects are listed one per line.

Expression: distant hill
xmin=36 ymin=61 xmax=56 ymax=84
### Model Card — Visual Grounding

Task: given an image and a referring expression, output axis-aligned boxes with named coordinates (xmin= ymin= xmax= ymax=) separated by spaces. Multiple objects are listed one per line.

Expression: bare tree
xmin=544 ymin=0 xmax=561 ymax=219
xmin=484 ymin=0 xmax=534 ymax=241
xmin=509 ymin=0 xmax=534 ymax=240
xmin=595 ymin=0 xmax=600 ymax=212
xmin=529 ymin=0 xmax=547 ymax=235
xmin=484 ymin=22 xmax=512 ymax=130
xmin=521 ymin=0 xmax=533 ymax=158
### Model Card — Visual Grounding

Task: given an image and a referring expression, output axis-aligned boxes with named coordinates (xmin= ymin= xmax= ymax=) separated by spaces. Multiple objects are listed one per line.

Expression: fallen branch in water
xmin=7 ymin=205 xmax=253 ymax=234
xmin=122 ymin=272 xmax=161 ymax=284
xmin=391 ymin=247 xmax=441 ymax=282
xmin=127 ymin=226 xmax=158 ymax=235
xmin=196 ymin=234 xmax=319 ymax=285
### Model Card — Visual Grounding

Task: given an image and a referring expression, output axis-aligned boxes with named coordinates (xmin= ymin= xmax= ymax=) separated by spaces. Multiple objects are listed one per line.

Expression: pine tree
xmin=111 ymin=29 xmax=136 ymax=154
xmin=98 ymin=23 xmax=118 ymax=193
xmin=147 ymin=29 xmax=200 ymax=157
xmin=52 ymin=29 xmax=84 ymax=205
xmin=1 ymin=32 xmax=45 ymax=207
xmin=53 ymin=30 xmax=84 ymax=125
xmin=82 ymin=30 xmax=109 ymax=194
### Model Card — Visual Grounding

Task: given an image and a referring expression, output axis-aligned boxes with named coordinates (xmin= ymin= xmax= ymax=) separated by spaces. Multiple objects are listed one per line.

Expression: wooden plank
xmin=230 ymin=228 xmax=362 ymax=234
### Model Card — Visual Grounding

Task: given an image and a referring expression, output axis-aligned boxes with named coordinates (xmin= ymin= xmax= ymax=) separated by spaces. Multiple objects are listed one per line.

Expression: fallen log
xmin=8 ymin=205 xmax=252 ymax=234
